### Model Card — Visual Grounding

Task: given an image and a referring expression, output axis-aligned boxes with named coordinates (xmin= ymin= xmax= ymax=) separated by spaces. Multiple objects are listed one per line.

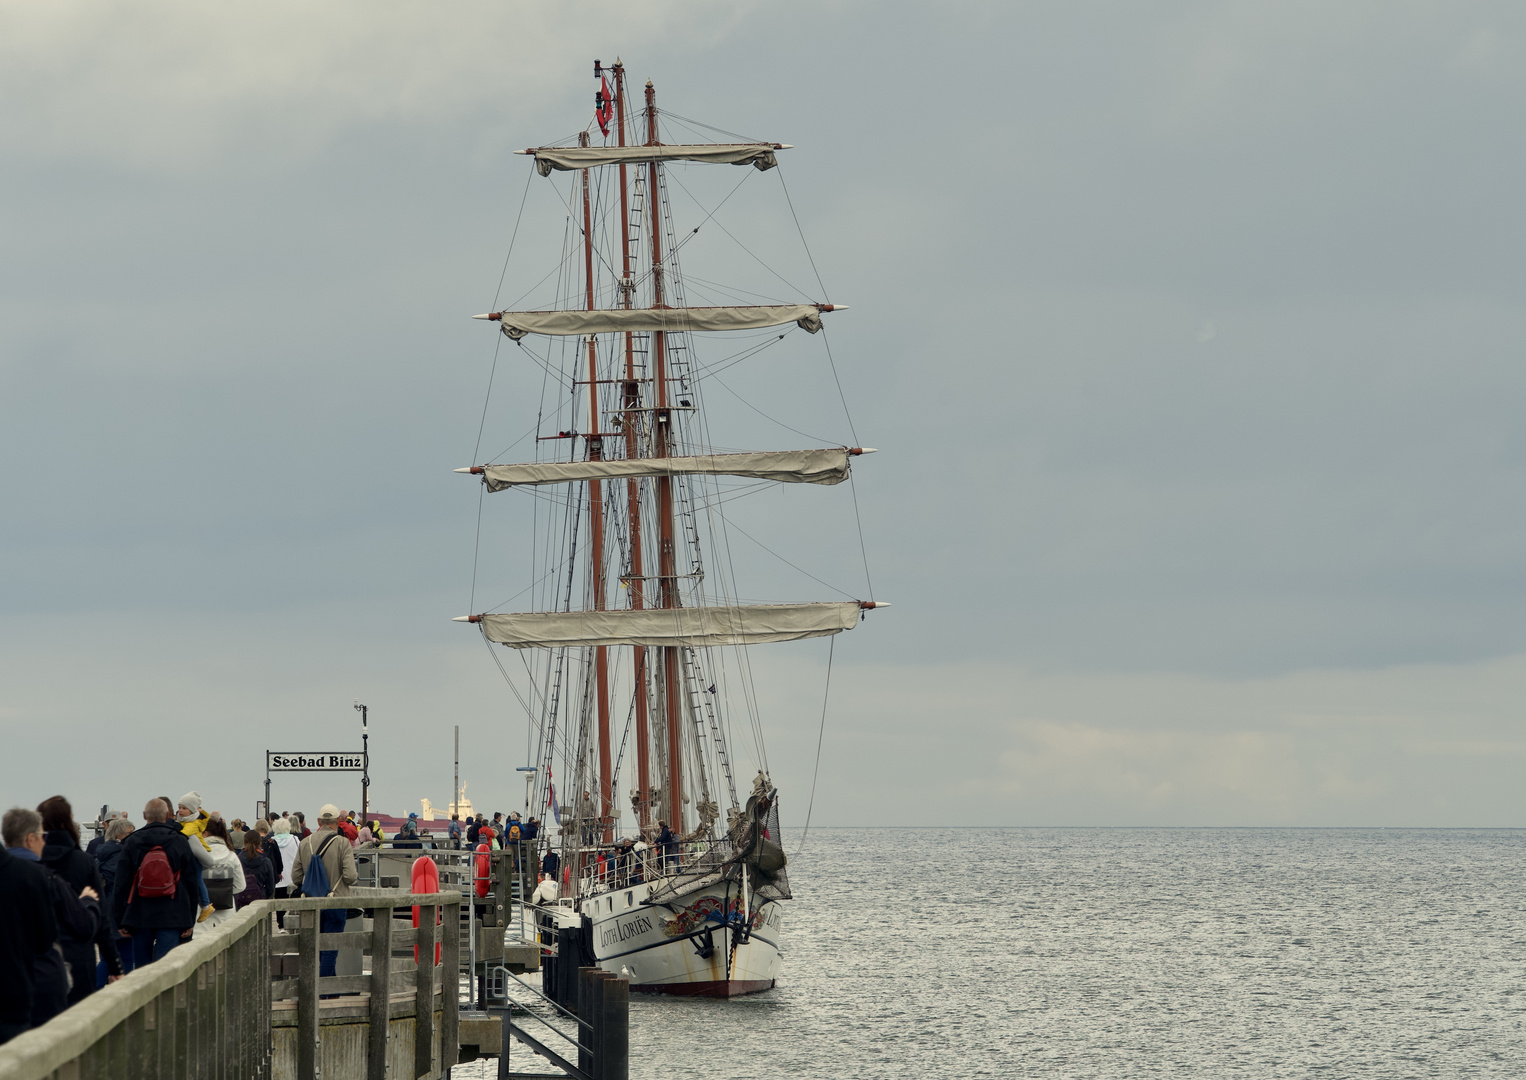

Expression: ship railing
xmin=563 ymin=834 xmax=734 ymax=894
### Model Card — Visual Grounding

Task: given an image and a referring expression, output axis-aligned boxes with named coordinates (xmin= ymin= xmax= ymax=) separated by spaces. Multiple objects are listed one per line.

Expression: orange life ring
xmin=474 ymin=843 xmax=492 ymax=899
xmin=411 ymin=856 xmax=441 ymax=965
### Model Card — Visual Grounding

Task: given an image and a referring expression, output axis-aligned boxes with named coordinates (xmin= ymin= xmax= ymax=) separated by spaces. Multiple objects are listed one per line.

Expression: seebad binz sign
xmin=267 ymin=751 xmax=365 ymax=773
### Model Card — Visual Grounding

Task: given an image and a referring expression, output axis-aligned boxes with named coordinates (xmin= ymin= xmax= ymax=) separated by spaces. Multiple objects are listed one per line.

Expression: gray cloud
xmin=5 ymin=2 xmax=1526 ymax=824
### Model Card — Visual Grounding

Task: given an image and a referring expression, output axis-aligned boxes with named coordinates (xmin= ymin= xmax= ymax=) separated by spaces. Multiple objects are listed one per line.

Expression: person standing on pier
xmin=112 ymin=799 xmax=197 ymax=966
xmin=37 ymin=796 xmax=124 ymax=1000
xmin=2 ymin=807 xmax=98 ymax=1033
xmin=290 ymin=804 xmax=357 ymax=979
xmin=0 ymin=823 xmax=59 ymax=1046
xmin=268 ymin=818 xmax=298 ymax=929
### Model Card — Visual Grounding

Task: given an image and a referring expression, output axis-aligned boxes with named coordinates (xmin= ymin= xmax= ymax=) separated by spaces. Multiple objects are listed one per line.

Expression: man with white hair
xmin=290 ymin=804 xmax=357 ymax=980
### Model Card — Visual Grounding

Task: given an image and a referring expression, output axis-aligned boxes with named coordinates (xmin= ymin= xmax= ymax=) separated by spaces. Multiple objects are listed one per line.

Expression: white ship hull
xmin=564 ymin=880 xmax=783 ymax=996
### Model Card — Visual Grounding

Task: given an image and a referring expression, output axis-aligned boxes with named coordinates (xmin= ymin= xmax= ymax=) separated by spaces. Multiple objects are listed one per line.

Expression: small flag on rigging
xmin=547 ymin=768 xmax=561 ymax=825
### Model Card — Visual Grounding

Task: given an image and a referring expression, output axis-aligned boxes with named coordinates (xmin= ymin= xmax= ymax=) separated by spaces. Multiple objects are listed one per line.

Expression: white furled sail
xmin=472 ymin=449 xmax=857 ymax=491
xmin=464 ymin=602 xmax=865 ymax=649
xmin=477 ymin=304 xmax=835 ymax=338
xmin=522 ymin=143 xmax=783 ymax=176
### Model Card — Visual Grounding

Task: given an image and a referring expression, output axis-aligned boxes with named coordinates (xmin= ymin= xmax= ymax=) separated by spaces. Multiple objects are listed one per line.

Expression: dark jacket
xmin=0 ymin=847 xmax=58 ymax=1031
xmin=466 ymin=821 xmax=481 ymax=845
xmin=238 ymin=850 xmax=275 ymax=901
xmin=12 ymin=850 xmax=97 ymax=1028
xmin=112 ymin=821 xmax=197 ymax=931
xmin=41 ymin=830 xmax=123 ymax=992
xmin=521 ymin=820 xmax=540 ymax=843
xmin=93 ymin=839 xmax=127 ymax=896
xmin=259 ymin=834 xmax=284 ymax=880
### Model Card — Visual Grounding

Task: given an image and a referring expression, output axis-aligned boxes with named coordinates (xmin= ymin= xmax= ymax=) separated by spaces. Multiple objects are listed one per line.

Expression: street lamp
xmin=354 ymin=700 xmax=369 ymax=823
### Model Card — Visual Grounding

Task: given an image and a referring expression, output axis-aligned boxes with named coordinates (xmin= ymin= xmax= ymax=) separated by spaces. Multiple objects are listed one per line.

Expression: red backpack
xmin=129 ymin=846 xmax=180 ymax=900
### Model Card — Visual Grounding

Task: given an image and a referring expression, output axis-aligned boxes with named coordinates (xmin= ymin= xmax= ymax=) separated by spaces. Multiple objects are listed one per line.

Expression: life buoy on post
xmin=474 ymin=842 xmax=492 ymax=899
xmin=411 ymin=856 xmax=442 ymax=965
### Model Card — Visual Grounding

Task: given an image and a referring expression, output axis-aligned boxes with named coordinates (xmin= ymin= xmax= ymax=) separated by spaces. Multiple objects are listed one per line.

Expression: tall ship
xmin=455 ymin=59 xmax=883 ymax=996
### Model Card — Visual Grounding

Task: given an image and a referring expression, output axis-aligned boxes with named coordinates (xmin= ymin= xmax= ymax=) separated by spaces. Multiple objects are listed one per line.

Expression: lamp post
xmin=516 ymin=766 xmax=538 ymax=818
xmin=354 ymin=700 xmax=369 ymax=823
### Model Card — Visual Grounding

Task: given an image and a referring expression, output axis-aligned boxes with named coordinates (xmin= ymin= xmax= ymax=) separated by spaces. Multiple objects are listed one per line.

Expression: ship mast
xmin=613 ymin=60 xmax=655 ymax=836
xmin=645 ymin=79 xmax=686 ymax=835
xmin=578 ymin=130 xmax=614 ymax=844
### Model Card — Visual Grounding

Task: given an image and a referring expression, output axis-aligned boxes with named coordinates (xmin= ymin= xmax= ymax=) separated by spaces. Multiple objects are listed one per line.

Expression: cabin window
xmin=626 ymin=891 xmax=633 ymax=906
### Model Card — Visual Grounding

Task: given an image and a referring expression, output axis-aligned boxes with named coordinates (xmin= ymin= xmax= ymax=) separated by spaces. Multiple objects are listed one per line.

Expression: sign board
xmin=267 ymin=751 xmax=365 ymax=773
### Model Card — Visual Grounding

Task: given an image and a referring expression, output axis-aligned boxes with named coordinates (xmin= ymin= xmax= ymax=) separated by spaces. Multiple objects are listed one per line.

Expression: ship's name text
xmin=601 ymin=914 xmax=655 ymax=948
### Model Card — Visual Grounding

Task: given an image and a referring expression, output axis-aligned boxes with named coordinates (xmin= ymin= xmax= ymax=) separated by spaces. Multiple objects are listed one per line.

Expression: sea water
xmin=464 ymin=827 xmax=1526 ymax=1078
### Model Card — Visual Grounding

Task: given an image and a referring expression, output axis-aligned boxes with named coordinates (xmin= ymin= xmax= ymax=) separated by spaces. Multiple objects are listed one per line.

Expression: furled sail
xmin=471 ymin=449 xmax=856 ymax=491
xmin=462 ymin=602 xmax=865 ymax=649
xmin=477 ymin=304 xmax=835 ymax=338
xmin=522 ymin=143 xmax=783 ymax=176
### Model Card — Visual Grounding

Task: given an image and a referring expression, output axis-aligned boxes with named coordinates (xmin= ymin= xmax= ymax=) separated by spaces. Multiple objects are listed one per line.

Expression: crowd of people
xmin=0 ymin=794 xmax=368 ymax=1047
xmin=0 ymin=790 xmax=658 ymax=1048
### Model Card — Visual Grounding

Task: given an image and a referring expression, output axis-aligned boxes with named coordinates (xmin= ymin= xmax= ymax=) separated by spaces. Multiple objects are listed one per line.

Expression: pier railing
xmin=268 ymin=891 xmax=461 ymax=1080
xmin=0 ymin=897 xmax=272 ymax=1080
xmin=0 ymin=890 xmax=462 ymax=1080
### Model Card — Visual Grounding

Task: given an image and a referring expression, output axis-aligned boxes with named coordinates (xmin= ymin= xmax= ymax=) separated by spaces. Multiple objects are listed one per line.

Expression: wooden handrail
xmin=0 ymin=890 xmax=465 ymax=1080
xmin=0 ymin=899 xmax=274 ymax=1080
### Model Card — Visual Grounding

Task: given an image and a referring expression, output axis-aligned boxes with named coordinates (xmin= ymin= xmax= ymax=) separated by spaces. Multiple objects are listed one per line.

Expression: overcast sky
xmin=4 ymin=1 xmax=1526 ymax=827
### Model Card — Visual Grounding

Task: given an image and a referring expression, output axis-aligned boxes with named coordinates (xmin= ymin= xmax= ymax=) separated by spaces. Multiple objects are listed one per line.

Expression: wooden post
xmin=493 ymin=851 xmax=511 ymax=928
xmin=600 ymin=975 xmax=629 ymax=1080
xmin=369 ymin=902 xmax=393 ymax=1080
xmin=259 ymin=913 xmax=273 ymax=1080
xmin=558 ymin=928 xmax=581 ymax=1008
xmin=415 ymin=902 xmax=438 ymax=1080
xmin=441 ymin=894 xmax=461 ymax=1074
xmin=172 ymin=978 xmax=189 ymax=1079
xmin=228 ymin=930 xmax=242 ymax=1080
xmin=297 ymin=908 xmax=320 ymax=1080
xmin=577 ymin=968 xmax=597 ymax=1076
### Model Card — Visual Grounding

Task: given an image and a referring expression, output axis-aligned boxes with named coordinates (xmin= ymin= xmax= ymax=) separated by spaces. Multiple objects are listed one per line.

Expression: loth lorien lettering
xmin=600 ymin=914 xmax=655 ymax=949
xmin=267 ymin=751 xmax=365 ymax=773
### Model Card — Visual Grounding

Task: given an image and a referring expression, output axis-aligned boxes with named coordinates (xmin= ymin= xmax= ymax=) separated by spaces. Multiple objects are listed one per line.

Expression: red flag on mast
xmin=595 ymin=76 xmax=613 ymax=137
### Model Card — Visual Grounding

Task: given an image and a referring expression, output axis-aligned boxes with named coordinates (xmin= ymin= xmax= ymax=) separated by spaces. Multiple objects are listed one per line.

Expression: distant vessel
xmin=454 ymin=59 xmax=882 ymax=996
xmin=420 ymin=786 xmax=474 ymax=822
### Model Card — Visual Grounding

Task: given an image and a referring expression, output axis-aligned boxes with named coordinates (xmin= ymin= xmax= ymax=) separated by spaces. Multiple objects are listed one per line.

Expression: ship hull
xmin=580 ymin=879 xmax=784 ymax=996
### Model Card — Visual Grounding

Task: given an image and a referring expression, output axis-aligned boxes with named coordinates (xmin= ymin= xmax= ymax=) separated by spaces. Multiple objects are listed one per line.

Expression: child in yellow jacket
xmin=175 ymin=791 xmax=216 ymax=923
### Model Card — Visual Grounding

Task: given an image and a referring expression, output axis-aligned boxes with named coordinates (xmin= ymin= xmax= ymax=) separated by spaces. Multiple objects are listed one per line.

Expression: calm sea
xmin=464 ymin=827 xmax=1526 ymax=1078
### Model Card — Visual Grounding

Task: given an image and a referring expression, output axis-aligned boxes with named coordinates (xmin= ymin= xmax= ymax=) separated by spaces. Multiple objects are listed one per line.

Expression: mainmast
xmin=579 ymin=130 xmax=613 ymax=844
xmin=613 ymin=60 xmax=655 ymax=836
xmin=646 ymin=79 xmax=685 ymax=835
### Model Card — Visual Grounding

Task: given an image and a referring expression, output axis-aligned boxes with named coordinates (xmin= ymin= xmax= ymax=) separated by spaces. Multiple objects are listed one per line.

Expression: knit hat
xmin=178 ymin=791 xmax=202 ymax=815
xmin=318 ymin=804 xmax=340 ymax=822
